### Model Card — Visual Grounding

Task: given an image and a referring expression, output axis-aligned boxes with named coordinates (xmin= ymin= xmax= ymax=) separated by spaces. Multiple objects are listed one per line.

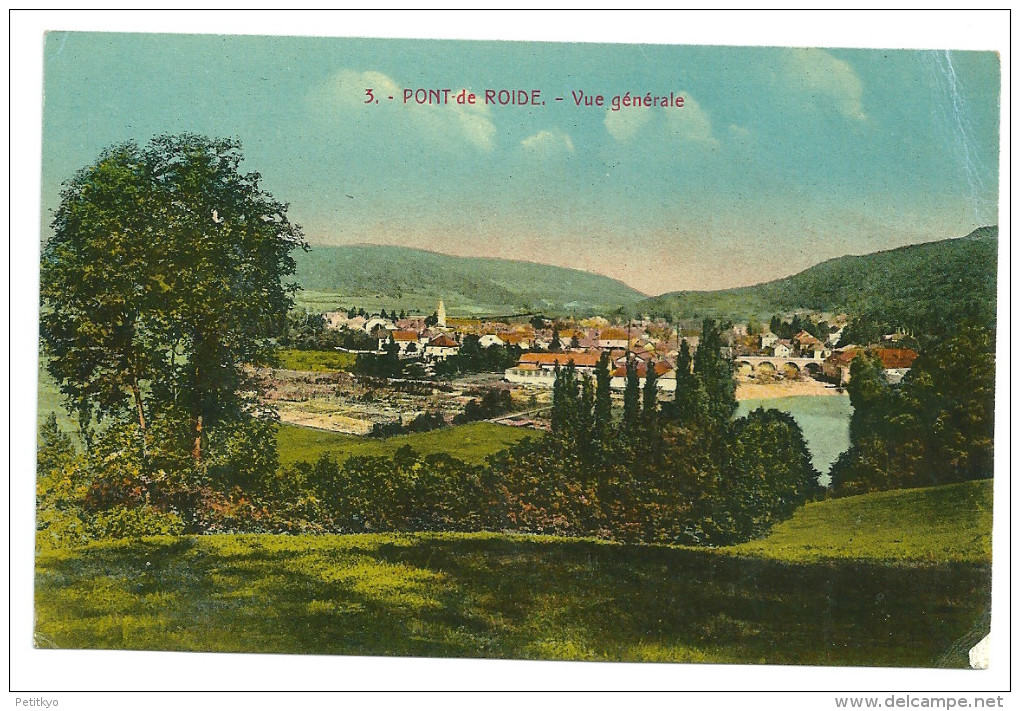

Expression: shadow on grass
xmin=34 ymin=534 xmax=991 ymax=667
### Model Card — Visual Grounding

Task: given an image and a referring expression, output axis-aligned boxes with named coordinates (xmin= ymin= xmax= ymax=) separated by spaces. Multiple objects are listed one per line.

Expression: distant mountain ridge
xmin=636 ymin=227 xmax=998 ymax=331
xmin=294 ymin=229 xmax=997 ymax=331
xmin=293 ymin=244 xmax=647 ymax=316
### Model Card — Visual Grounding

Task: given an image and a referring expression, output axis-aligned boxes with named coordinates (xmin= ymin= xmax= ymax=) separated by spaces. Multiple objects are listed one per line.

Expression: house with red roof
xmin=609 ymin=360 xmax=676 ymax=392
xmin=425 ymin=334 xmax=460 ymax=361
xmin=823 ymin=347 xmax=919 ymax=385
xmin=599 ymin=327 xmax=630 ymax=349
xmin=389 ymin=330 xmax=422 ymax=355
xmin=504 ymin=352 xmax=602 ymax=387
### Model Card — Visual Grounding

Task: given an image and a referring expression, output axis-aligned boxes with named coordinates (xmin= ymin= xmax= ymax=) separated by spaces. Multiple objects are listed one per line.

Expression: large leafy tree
xmin=830 ymin=326 xmax=995 ymax=495
xmin=41 ymin=134 xmax=306 ymax=468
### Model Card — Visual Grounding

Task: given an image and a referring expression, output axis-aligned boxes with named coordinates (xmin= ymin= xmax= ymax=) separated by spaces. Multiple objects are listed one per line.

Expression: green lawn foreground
xmin=34 ymin=481 xmax=992 ymax=666
xmin=277 ymin=421 xmax=536 ymax=467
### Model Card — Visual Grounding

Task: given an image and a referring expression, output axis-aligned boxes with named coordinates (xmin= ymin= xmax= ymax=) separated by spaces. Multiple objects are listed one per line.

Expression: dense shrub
xmin=370 ymin=412 xmax=447 ymax=438
xmin=300 ymin=446 xmax=500 ymax=533
xmin=453 ymin=389 xmax=513 ymax=424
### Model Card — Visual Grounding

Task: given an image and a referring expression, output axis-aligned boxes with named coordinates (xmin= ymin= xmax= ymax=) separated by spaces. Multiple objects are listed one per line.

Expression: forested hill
xmin=293 ymin=244 xmax=647 ymax=316
xmin=637 ymin=227 xmax=998 ymax=331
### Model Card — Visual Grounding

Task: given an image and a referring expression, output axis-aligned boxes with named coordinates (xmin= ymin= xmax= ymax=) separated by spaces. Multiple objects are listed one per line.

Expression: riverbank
xmin=736 ymin=379 xmax=844 ymax=401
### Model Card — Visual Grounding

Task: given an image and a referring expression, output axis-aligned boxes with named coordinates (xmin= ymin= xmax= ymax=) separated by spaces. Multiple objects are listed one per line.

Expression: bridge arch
xmin=781 ymin=362 xmax=801 ymax=379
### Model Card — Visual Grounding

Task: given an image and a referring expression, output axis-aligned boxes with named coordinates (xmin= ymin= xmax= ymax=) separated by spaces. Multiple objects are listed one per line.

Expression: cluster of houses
xmin=322 ymin=301 xmax=918 ymax=388
xmin=734 ymin=328 xmax=839 ymax=361
xmin=505 ymin=352 xmax=678 ymax=391
xmin=325 ymin=301 xmax=463 ymax=361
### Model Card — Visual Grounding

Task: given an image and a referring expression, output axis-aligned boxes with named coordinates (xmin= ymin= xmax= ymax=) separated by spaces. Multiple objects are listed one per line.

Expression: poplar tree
xmin=622 ymin=357 xmax=641 ymax=433
xmin=642 ymin=358 xmax=659 ymax=431
xmin=693 ymin=319 xmax=737 ymax=424
xmin=593 ymin=351 xmax=613 ymax=444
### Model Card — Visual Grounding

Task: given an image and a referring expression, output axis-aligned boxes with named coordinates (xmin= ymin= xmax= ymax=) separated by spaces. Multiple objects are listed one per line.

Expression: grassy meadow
xmin=35 ymin=480 xmax=992 ymax=666
xmin=275 ymin=348 xmax=357 ymax=372
xmin=277 ymin=421 xmax=536 ymax=467
xmin=726 ymin=480 xmax=992 ymax=563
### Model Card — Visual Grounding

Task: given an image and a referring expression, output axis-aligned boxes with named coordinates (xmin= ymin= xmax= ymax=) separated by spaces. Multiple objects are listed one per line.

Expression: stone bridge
xmin=734 ymin=355 xmax=826 ymax=378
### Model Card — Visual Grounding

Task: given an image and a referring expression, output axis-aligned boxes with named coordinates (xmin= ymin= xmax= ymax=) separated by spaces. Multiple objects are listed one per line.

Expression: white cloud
xmin=326 ymin=69 xmax=401 ymax=107
xmin=779 ymin=48 xmax=868 ymax=122
xmin=605 ymin=93 xmax=716 ymax=146
xmin=604 ymin=105 xmax=652 ymax=142
xmin=521 ymin=129 xmax=575 ymax=154
xmin=314 ymin=69 xmax=496 ymax=150
xmin=450 ymin=101 xmax=496 ymax=151
xmin=666 ymin=96 xmax=716 ymax=144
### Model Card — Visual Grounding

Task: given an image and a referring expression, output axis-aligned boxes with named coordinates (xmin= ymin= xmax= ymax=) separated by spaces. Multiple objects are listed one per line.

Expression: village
xmin=269 ymin=299 xmax=921 ymax=436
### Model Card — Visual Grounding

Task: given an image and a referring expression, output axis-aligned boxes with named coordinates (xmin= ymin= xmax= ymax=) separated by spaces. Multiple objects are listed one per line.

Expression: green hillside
xmin=726 ymin=479 xmax=992 ymax=564
xmin=35 ymin=482 xmax=991 ymax=665
xmin=292 ymin=244 xmax=647 ymax=317
xmin=638 ymin=227 xmax=998 ymax=328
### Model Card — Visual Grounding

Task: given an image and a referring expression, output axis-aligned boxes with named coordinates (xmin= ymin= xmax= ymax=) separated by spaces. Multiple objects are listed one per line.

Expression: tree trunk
xmin=192 ymin=414 xmax=203 ymax=464
xmin=131 ymin=379 xmax=147 ymax=432
xmin=131 ymin=377 xmax=149 ymax=462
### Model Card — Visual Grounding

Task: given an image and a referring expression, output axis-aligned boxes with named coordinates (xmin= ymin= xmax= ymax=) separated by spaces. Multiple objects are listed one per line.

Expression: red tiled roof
xmin=826 ymin=348 xmax=861 ymax=367
xmin=428 ymin=335 xmax=458 ymax=348
xmin=794 ymin=330 xmax=824 ymax=347
xmin=599 ymin=328 xmax=629 ymax=341
xmin=611 ymin=361 xmax=673 ymax=378
xmin=875 ymin=348 xmax=919 ymax=369
xmin=392 ymin=330 xmax=419 ymax=341
xmin=518 ymin=352 xmax=602 ymax=368
xmin=825 ymin=347 xmax=918 ymax=369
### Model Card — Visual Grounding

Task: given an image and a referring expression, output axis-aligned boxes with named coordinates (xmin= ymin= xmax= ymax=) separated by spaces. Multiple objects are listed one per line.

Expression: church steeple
xmin=437 ymin=299 xmax=447 ymax=328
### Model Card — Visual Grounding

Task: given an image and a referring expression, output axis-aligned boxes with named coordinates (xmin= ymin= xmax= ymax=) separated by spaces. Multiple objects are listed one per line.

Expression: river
xmin=736 ymin=394 xmax=853 ymax=486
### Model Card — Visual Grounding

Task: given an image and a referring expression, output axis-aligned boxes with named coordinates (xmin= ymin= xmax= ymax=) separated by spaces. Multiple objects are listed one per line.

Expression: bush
xmin=370 ymin=412 xmax=446 ymax=438
xmin=453 ymin=389 xmax=513 ymax=424
xmin=88 ymin=505 xmax=186 ymax=539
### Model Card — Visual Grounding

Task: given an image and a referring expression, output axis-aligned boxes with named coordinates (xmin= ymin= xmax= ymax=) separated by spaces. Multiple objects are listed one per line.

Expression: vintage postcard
xmin=16 ymin=13 xmax=1006 ymax=699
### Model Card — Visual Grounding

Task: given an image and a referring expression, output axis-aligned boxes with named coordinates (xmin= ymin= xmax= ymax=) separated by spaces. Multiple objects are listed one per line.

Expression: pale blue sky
xmin=41 ymin=33 xmax=999 ymax=294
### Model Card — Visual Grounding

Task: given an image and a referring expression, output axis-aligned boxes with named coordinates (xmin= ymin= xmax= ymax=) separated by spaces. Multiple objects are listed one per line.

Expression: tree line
xmin=830 ymin=326 xmax=995 ymax=495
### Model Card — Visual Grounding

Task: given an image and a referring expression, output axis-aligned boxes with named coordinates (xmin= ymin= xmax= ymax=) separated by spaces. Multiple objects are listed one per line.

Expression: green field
xmin=34 ymin=481 xmax=992 ymax=665
xmin=726 ymin=480 xmax=992 ymax=563
xmin=275 ymin=348 xmax=357 ymax=372
xmin=277 ymin=421 xmax=536 ymax=467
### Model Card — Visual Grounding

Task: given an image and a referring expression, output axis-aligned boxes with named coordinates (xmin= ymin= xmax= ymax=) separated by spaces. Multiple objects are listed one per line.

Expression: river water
xmin=736 ymin=394 xmax=852 ymax=486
